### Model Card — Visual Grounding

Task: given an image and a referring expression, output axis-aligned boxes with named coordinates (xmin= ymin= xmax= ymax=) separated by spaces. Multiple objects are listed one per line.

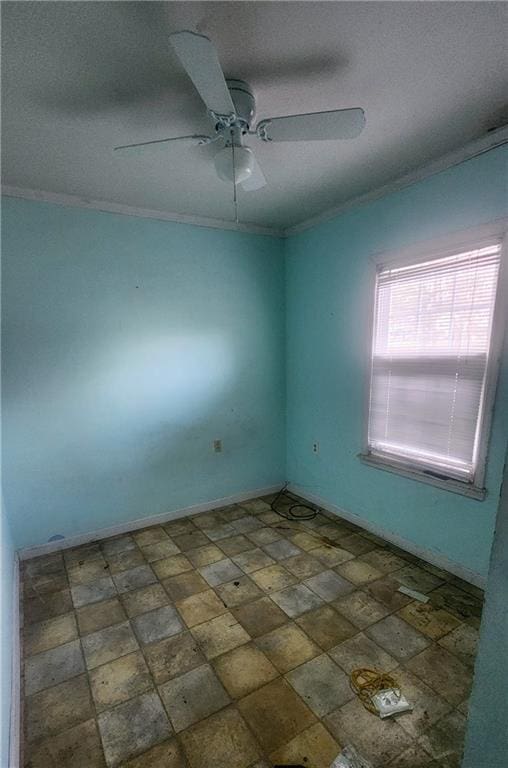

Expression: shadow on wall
xmin=4 ymin=329 xmax=281 ymax=547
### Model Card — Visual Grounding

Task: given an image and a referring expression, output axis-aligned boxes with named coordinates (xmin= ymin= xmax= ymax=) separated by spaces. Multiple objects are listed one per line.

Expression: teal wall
xmin=2 ymin=199 xmax=285 ymax=548
xmin=0 ymin=502 xmax=14 ymax=766
xmin=286 ymin=145 xmax=508 ymax=578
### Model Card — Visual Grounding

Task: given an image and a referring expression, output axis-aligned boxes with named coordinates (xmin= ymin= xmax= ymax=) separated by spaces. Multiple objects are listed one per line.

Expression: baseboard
xmin=18 ymin=484 xmax=283 ymax=561
xmin=288 ymin=483 xmax=487 ymax=589
xmin=9 ymin=554 xmax=21 ymax=768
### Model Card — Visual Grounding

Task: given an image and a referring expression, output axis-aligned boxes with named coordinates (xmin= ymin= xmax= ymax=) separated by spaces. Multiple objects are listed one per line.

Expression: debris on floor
xmin=397 ymin=585 xmax=430 ymax=602
xmin=350 ymin=668 xmax=413 ymax=718
xmin=330 ymin=744 xmax=374 ymax=768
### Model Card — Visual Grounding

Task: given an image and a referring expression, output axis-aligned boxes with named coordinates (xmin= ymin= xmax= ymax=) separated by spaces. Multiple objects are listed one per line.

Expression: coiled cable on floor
xmin=271 ymin=483 xmax=318 ymax=521
xmin=350 ymin=668 xmax=400 ymax=715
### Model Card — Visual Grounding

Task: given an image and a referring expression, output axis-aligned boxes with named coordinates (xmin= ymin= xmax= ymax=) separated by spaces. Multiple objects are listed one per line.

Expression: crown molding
xmin=284 ymin=125 xmax=508 ymax=237
xmin=3 ymin=126 xmax=507 ymax=239
xmin=1 ymin=185 xmax=284 ymax=238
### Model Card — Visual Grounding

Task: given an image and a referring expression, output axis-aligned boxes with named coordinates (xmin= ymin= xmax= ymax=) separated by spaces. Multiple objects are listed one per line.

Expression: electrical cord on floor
xmin=270 ymin=483 xmax=318 ymax=521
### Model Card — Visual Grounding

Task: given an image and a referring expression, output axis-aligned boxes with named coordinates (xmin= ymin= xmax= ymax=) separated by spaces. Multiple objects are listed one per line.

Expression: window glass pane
xmin=368 ymin=244 xmax=501 ymax=482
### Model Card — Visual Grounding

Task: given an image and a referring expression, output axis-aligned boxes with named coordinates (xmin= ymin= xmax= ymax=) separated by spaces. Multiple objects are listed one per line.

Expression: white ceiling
xmin=2 ymin=1 xmax=507 ymax=231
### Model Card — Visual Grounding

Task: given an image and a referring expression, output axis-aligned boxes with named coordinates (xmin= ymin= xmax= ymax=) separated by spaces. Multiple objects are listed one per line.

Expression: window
xmin=364 ymin=240 xmax=503 ymax=497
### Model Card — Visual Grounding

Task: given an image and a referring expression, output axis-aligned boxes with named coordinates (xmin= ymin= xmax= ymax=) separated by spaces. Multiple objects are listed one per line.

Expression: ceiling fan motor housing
xmin=225 ymin=79 xmax=256 ymax=131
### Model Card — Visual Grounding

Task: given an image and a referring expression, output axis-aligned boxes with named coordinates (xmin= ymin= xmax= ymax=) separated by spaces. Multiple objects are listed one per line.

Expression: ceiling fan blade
xmin=113 ymin=134 xmax=211 ymax=154
xmin=169 ymin=30 xmax=235 ymax=116
xmin=240 ymin=153 xmax=267 ymax=192
xmin=256 ymin=108 xmax=365 ymax=142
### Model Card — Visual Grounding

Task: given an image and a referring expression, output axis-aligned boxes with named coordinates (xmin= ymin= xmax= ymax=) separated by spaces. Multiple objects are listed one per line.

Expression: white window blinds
xmin=368 ymin=243 xmax=501 ymax=483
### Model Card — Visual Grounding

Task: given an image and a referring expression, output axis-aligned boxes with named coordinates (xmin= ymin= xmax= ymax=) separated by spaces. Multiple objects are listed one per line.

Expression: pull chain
xmin=231 ymin=131 xmax=239 ymax=224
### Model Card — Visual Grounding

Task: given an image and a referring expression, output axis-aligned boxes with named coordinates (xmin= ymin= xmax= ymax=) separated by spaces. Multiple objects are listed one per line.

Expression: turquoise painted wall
xmin=2 ymin=199 xmax=285 ymax=548
xmin=286 ymin=145 xmax=508 ymax=578
xmin=0 ymin=502 xmax=14 ymax=766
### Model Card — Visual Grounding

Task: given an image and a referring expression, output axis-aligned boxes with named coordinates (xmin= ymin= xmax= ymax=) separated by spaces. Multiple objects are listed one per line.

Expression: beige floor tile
xmin=406 ymin=646 xmax=472 ymax=705
xmin=333 ymin=590 xmax=391 ymax=628
xmin=27 ymin=718 xmax=106 ymax=768
xmin=311 ymin=544 xmax=355 ymax=567
xmin=101 ymin=535 xmax=137 ymax=558
xmin=141 ymin=539 xmax=180 ymax=562
xmin=387 ymin=744 xmax=441 ymax=767
xmin=24 ymin=674 xmax=93 ymax=743
xmin=64 ymin=543 xmax=104 ymax=568
xmin=152 ymin=554 xmax=193 ymax=580
xmin=365 ymin=614 xmax=430 ymax=660
xmin=238 ymin=677 xmax=316 ymax=753
xmin=335 ymin=558 xmax=383 ymax=585
xmin=367 ymin=576 xmax=412 ymax=612
xmin=232 ymin=596 xmax=288 ymax=637
xmin=286 ymin=653 xmax=353 ymax=716
xmin=198 ymin=558 xmax=244 ymax=586
xmin=159 ymin=663 xmax=230 ymax=732
xmin=132 ymin=604 xmax=184 ymax=644
xmin=282 ymin=552 xmax=327 ymax=579
xmin=119 ymin=583 xmax=168 ymax=619
xmin=71 ymin=576 xmax=117 ymax=608
xmin=269 ymin=722 xmax=340 ymax=768
xmin=296 ymin=605 xmax=357 ymax=649
xmin=418 ymin=710 xmax=467 ymax=767
xmin=163 ymin=519 xmax=198 ymax=536
xmin=336 ymin=532 xmax=376 ymax=556
xmin=359 ymin=549 xmax=407 ymax=574
xmin=329 ymin=631 xmax=398 ymax=674
xmin=24 ymin=571 xmax=69 ymax=596
xmin=247 ymin=527 xmax=284 ymax=546
xmin=191 ymin=611 xmax=250 ymax=659
xmin=250 ymin=563 xmax=297 ymax=592
xmin=112 ymin=565 xmax=157 ymax=595
xmin=175 ymin=589 xmax=228 ymax=628
xmin=213 ymin=643 xmax=279 ymax=698
xmin=81 ymin=621 xmax=138 ymax=670
xmin=394 ymin=564 xmax=444 ymax=594
xmin=438 ymin=623 xmax=479 ymax=669
xmin=232 ymin=547 xmax=276 ymax=574
xmin=89 ymin=650 xmax=152 ymax=712
xmin=67 ymin=559 xmax=110 ymax=587
xmin=172 ymin=530 xmax=209 ymax=552
xmin=120 ymin=739 xmax=186 ymax=768
xmin=98 ymin=691 xmax=172 ymax=766
xmin=144 ymin=631 xmax=205 ymax=684
xmin=255 ymin=623 xmax=320 ymax=673
xmin=287 ymin=531 xmax=323 ymax=551
xmin=217 ymin=535 xmax=254 ymax=556
xmin=24 ymin=589 xmax=73 ymax=625
xmin=163 ymin=570 xmax=208 ymax=601
xmin=25 ymin=639 xmax=85 ymax=696
xmin=133 ymin=526 xmax=169 ymax=547
xmin=324 ymin=697 xmax=412 ymax=766
xmin=180 ymin=706 xmax=261 ymax=768
xmin=429 ymin=584 xmax=483 ymax=629
xmin=215 ymin=575 xmax=263 ymax=609
xmin=390 ymin=668 xmax=452 ymax=738
xmin=186 ymin=543 xmax=224 ymax=567
xmin=105 ymin=549 xmax=146 ymax=574
xmin=398 ymin=601 xmax=461 ymax=640
xmin=24 ymin=612 xmax=77 ymax=656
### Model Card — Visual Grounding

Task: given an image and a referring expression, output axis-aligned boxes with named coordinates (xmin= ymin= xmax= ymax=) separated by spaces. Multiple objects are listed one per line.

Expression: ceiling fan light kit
xmin=113 ymin=30 xmax=366 ymax=220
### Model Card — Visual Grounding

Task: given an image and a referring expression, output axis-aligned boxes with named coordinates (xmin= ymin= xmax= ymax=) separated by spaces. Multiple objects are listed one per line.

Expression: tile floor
xmin=20 ymin=495 xmax=482 ymax=768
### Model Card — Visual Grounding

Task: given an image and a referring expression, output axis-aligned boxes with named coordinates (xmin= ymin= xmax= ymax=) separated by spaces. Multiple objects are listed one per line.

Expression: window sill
xmin=358 ymin=453 xmax=486 ymax=500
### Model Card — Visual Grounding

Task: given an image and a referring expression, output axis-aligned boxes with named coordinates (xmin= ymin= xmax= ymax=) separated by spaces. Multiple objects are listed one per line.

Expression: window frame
xmin=359 ymin=220 xmax=507 ymax=500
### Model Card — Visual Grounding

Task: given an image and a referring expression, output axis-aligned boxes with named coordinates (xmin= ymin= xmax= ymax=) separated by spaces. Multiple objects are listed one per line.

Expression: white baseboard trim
xmin=18 ymin=484 xmax=282 ymax=561
xmin=9 ymin=554 xmax=21 ymax=768
xmin=288 ymin=483 xmax=486 ymax=589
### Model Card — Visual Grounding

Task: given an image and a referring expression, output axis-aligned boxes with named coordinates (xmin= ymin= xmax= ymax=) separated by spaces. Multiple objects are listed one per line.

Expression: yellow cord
xmin=350 ymin=668 xmax=400 ymax=715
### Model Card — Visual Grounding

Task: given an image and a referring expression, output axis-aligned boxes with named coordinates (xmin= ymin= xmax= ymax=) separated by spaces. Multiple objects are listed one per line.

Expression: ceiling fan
xmin=114 ymin=31 xmax=366 ymax=203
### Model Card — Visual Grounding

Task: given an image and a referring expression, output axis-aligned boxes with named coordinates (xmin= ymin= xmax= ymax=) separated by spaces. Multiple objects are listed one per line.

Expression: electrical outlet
xmin=213 ymin=439 xmax=222 ymax=453
xmin=312 ymin=442 xmax=319 ymax=454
